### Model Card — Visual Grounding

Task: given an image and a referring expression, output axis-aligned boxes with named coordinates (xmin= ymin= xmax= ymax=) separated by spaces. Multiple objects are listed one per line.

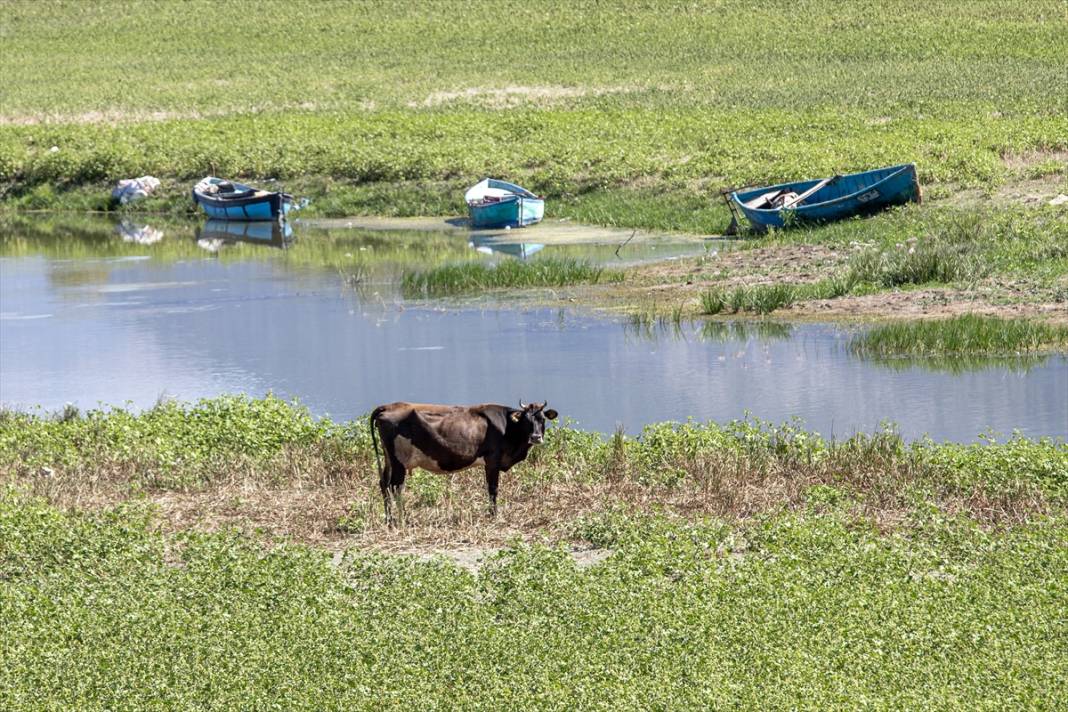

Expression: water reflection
xmin=0 ymin=213 xmax=716 ymax=274
xmin=470 ymin=235 xmax=545 ymax=259
xmin=864 ymin=354 xmax=1054 ymax=375
xmin=2 ymin=253 xmax=1065 ymax=441
xmin=624 ymin=317 xmax=796 ymax=343
xmin=117 ymin=219 xmax=164 ymax=245
xmin=3 ymin=214 xmax=1066 ymax=442
xmin=629 ymin=318 xmax=1055 ymax=375
xmin=195 ymin=219 xmax=294 ymax=253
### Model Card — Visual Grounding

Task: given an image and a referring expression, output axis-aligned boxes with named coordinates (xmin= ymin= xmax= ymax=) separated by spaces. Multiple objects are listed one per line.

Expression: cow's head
xmin=509 ymin=400 xmax=558 ymax=445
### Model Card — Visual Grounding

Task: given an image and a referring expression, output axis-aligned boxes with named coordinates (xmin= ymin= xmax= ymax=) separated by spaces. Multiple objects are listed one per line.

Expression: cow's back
xmin=373 ymin=402 xmax=497 ymax=473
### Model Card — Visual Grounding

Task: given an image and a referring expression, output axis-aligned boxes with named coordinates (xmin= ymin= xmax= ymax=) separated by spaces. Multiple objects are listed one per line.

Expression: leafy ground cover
xmin=1 ymin=1 xmax=1065 ymax=219
xmin=2 ymin=396 xmax=1067 ymax=709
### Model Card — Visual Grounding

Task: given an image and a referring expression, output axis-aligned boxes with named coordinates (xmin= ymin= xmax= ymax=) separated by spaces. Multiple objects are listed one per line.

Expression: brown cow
xmin=370 ymin=400 xmax=558 ymax=524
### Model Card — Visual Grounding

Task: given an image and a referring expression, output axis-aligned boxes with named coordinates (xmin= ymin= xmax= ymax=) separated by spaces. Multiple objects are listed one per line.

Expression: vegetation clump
xmin=852 ymin=315 xmax=1068 ymax=357
xmin=401 ymin=257 xmax=621 ymax=297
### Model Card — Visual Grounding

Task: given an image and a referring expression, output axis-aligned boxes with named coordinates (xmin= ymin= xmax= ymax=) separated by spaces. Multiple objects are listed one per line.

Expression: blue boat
xmin=193 ymin=177 xmax=294 ymax=221
xmin=726 ymin=164 xmax=921 ymax=233
xmin=465 ymin=178 xmax=545 ymax=229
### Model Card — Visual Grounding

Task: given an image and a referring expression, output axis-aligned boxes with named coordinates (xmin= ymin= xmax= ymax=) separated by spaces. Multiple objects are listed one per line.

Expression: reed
xmin=852 ymin=315 xmax=1068 ymax=357
xmin=401 ymin=257 xmax=621 ymax=297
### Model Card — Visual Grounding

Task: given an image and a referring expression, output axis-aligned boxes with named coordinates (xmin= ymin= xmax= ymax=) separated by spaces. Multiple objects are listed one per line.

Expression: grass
xmin=2 ymin=396 xmax=1067 ymax=708
xmin=1 ymin=2 xmax=1066 ymax=220
xmin=852 ymin=315 xmax=1068 ymax=357
xmin=682 ymin=207 xmax=1068 ymax=317
xmin=3 ymin=396 xmax=1066 ymax=546
xmin=3 ymin=491 xmax=1067 ymax=709
xmin=4 ymin=2 xmax=1065 ymax=118
xmin=768 ymin=205 xmax=1068 ymax=277
xmin=401 ymin=257 xmax=622 ymax=297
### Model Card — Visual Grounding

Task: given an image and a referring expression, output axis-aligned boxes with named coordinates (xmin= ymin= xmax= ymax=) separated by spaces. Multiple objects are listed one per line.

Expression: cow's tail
xmin=369 ymin=406 xmax=384 ymax=474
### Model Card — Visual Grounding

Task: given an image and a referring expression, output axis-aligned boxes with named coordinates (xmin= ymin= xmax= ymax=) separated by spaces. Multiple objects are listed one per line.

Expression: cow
xmin=369 ymin=400 xmax=558 ymax=524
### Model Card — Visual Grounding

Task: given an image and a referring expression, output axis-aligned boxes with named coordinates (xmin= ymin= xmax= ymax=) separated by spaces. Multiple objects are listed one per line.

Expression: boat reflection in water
xmin=469 ymin=235 xmax=545 ymax=259
xmin=194 ymin=219 xmax=294 ymax=253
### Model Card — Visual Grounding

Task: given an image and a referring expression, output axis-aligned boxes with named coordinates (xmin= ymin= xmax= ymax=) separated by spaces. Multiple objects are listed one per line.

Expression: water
xmin=2 ymin=217 xmax=1065 ymax=441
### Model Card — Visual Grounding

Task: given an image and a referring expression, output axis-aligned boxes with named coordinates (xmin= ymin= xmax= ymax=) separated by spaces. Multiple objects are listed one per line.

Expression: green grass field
xmin=1 ymin=1 xmax=1065 ymax=222
xmin=2 ymin=397 xmax=1067 ymax=709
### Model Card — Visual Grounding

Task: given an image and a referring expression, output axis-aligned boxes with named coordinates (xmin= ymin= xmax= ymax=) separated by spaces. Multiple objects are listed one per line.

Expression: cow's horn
xmin=519 ymin=399 xmax=526 ymax=409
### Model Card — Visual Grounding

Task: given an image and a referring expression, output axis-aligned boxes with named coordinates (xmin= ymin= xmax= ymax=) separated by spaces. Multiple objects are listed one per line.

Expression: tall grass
xmin=847 ymin=238 xmax=988 ymax=287
xmin=401 ymin=257 xmax=621 ymax=297
xmin=699 ymin=283 xmax=800 ymax=315
xmin=852 ymin=315 xmax=1068 ymax=357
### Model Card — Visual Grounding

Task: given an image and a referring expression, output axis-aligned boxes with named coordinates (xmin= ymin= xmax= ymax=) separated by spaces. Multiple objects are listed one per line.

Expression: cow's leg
xmin=379 ymin=458 xmax=394 ymax=526
xmin=382 ymin=450 xmax=407 ymax=527
xmin=484 ymin=464 xmax=501 ymax=517
xmin=391 ymin=463 xmax=408 ymax=527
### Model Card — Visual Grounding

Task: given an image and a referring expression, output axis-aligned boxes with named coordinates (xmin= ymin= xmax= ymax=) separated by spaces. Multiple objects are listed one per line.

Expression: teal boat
xmin=193 ymin=176 xmax=294 ymax=222
xmin=725 ymin=164 xmax=921 ymax=233
xmin=465 ymin=178 xmax=545 ymax=229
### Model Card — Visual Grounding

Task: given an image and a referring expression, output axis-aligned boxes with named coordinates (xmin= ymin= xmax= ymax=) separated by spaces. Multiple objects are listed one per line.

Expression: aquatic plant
xmin=852 ymin=315 xmax=1068 ymax=358
xmin=401 ymin=257 xmax=621 ymax=297
xmin=699 ymin=287 xmax=727 ymax=315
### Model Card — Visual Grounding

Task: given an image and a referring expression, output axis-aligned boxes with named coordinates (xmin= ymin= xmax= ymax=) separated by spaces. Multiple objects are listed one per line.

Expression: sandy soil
xmin=300 ymin=216 xmax=709 ymax=245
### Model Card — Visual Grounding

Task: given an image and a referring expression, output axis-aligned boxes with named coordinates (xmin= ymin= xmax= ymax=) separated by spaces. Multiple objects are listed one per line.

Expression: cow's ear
xmin=544 ymin=409 xmax=558 ymax=421
xmin=480 ymin=407 xmax=509 ymax=435
xmin=510 ymin=410 xmax=522 ymax=422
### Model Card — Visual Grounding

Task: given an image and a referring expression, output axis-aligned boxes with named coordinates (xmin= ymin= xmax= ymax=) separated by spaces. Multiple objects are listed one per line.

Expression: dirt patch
xmin=0 ymin=101 xmax=337 ymax=126
xmin=393 ymin=546 xmax=612 ymax=573
xmin=634 ymin=244 xmax=845 ymax=288
xmin=1001 ymin=150 xmax=1068 ymax=172
xmin=790 ymin=286 xmax=1068 ymax=324
xmin=414 ymin=84 xmax=633 ymax=109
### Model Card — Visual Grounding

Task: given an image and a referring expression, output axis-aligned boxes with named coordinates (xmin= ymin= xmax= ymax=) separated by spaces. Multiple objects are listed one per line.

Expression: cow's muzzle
xmin=529 ymin=435 xmax=544 ymax=444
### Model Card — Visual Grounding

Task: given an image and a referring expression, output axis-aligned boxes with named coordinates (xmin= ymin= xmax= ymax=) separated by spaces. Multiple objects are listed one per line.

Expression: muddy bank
xmin=299 ymin=215 xmax=712 ymax=245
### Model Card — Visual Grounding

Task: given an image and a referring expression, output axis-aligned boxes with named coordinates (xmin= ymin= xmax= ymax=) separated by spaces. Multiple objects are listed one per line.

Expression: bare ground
xmin=11 ymin=434 xmax=1050 ymax=564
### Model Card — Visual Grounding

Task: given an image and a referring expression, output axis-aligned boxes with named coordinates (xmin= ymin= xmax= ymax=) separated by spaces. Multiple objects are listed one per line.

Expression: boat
xmin=465 ymin=178 xmax=545 ymax=229
xmin=725 ymin=164 xmax=921 ymax=233
xmin=192 ymin=177 xmax=294 ymax=221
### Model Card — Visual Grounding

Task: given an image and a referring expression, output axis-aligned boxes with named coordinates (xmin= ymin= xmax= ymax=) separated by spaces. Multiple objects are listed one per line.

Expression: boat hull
xmin=468 ymin=195 xmax=545 ymax=229
xmin=730 ymin=164 xmax=920 ymax=232
xmin=192 ymin=180 xmax=293 ymax=221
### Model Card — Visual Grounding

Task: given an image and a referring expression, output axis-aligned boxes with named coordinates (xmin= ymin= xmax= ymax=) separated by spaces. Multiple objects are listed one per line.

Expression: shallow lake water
xmin=2 ymin=216 xmax=1065 ymax=441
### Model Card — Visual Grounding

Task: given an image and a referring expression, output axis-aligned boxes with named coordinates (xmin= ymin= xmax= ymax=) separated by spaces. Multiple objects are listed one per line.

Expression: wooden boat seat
xmin=781 ymin=176 xmax=838 ymax=209
xmin=744 ymin=190 xmax=783 ymax=209
xmin=744 ymin=190 xmax=798 ymax=210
